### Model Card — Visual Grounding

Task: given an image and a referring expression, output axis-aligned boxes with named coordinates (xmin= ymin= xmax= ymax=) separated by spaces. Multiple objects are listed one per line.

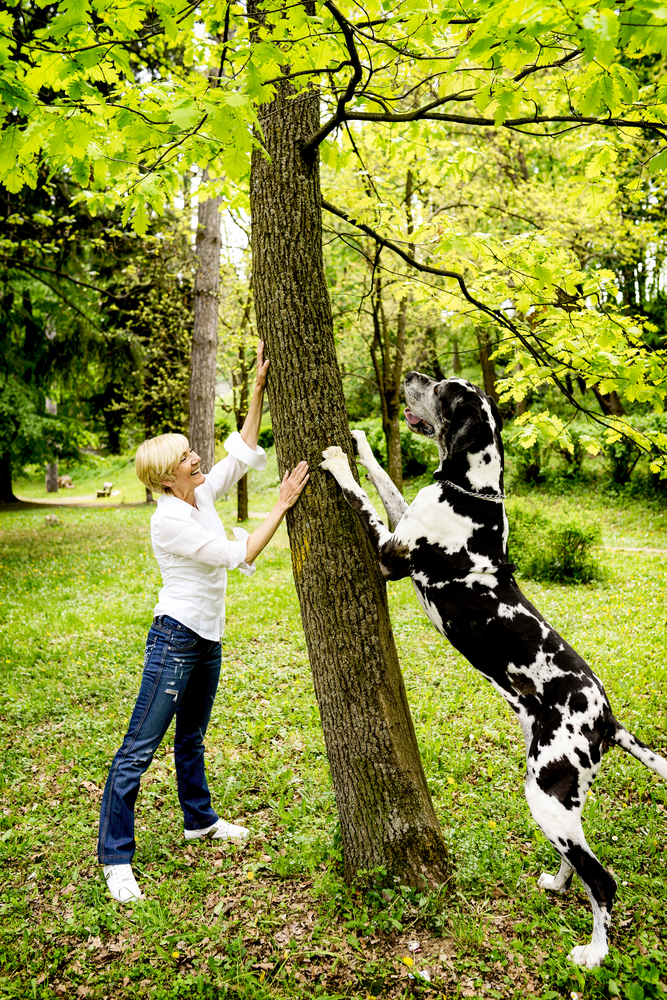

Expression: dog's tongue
xmin=404 ymin=408 xmax=421 ymax=425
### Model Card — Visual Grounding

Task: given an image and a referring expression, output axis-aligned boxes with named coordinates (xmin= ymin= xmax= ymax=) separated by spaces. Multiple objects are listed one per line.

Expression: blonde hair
xmin=135 ymin=433 xmax=190 ymax=495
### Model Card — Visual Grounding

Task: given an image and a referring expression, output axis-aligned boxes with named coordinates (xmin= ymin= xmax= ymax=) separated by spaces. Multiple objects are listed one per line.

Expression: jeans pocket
xmin=169 ymin=628 xmax=198 ymax=651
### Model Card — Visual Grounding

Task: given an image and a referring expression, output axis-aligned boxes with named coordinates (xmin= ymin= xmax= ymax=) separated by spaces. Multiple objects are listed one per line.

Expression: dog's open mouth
xmin=404 ymin=408 xmax=434 ymax=435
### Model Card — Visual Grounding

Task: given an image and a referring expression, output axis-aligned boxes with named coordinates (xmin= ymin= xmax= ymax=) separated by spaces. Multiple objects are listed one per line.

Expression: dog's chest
xmin=394 ymin=485 xmax=483 ymax=555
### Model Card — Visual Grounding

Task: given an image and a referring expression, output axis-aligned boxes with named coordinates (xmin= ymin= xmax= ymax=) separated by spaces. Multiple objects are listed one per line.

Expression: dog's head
xmin=403 ymin=373 xmax=503 ymax=488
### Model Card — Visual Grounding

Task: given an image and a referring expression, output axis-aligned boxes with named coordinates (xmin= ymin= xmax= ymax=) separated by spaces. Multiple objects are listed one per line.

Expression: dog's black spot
xmin=565 ymin=844 xmax=617 ymax=907
xmin=566 ymin=724 xmax=574 ymax=733
xmin=379 ymin=538 xmax=411 ymax=581
xmin=537 ymin=755 xmax=580 ymax=808
xmin=511 ymin=672 xmax=537 ymax=698
xmin=558 ymin=837 xmax=567 ymax=847
xmin=569 ymin=691 xmax=589 ymax=714
xmin=575 ymin=747 xmax=591 ymax=769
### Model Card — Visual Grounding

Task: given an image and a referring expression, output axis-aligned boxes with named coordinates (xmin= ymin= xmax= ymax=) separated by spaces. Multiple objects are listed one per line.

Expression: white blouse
xmin=150 ymin=432 xmax=267 ymax=640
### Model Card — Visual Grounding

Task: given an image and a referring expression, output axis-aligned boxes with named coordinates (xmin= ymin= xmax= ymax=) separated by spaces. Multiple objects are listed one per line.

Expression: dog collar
xmin=440 ymin=479 xmax=506 ymax=502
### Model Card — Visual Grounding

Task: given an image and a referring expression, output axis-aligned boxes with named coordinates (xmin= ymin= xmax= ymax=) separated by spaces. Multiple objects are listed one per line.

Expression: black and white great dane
xmin=321 ymin=371 xmax=667 ymax=968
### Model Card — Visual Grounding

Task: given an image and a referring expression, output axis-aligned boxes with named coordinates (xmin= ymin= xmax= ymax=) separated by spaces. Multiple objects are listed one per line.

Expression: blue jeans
xmin=98 ymin=616 xmax=221 ymax=864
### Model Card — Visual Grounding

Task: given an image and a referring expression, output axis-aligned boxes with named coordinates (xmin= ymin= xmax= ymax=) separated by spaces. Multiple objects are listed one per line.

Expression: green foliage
xmin=507 ymin=499 xmax=603 ymax=583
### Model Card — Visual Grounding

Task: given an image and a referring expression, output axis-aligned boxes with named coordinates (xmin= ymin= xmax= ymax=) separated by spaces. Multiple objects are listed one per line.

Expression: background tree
xmin=189 ymin=171 xmax=222 ymax=473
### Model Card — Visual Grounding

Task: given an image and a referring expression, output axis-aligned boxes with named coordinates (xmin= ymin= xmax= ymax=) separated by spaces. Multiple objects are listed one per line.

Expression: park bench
xmin=96 ymin=482 xmax=114 ymax=498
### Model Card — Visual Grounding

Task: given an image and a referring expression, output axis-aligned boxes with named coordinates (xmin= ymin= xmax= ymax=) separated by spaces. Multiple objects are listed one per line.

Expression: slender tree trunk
xmin=250 ymin=76 xmax=449 ymax=886
xmin=232 ymin=326 xmax=252 ymax=523
xmin=236 ymin=474 xmax=248 ymax=522
xmin=592 ymin=387 xmax=625 ymax=417
xmin=0 ymin=451 xmax=17 ymax=504
xmin=45 ymin=462 xmax=58 ymax=493
xmin=189 ymin=170 xmax=222 ymax=473
xmin=369 ymin=282 xmax=404 ymax=497
xmin=476 ymin=328 xmax=499 ymax=401
xmin=45 ymin=397 xmax=58 ymax=492
xmin=451 ymin=336 xmax=462 ymax=374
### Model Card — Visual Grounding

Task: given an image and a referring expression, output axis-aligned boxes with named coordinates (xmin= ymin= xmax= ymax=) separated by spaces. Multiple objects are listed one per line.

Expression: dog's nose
xmin=404 ymin=371 xmax=416 ymax=383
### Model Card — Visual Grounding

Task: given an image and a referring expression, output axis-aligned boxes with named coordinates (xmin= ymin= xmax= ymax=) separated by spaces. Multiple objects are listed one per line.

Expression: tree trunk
xmin=45 ymin=462 xmax=58 ymax=493
xmin=45 ymin=397 xmax=58 ymax=492
xmin=451 ymin=336 xmax=462 ymax=374
xmin=476 ymin=328 xmax=499 ymax=402
xmin=592 ymin=387 xmax=625 ymax=417
xmin=369 ymin=282 xmax=404 ymax=498
xmin=0 ymin=451 xmax=17 ymax=504
xmin=250 ymin=76 xmax=449 ymax=886
xmin=189 ymin=170 xmax=222 ymax=474
xmin=237 ymin=473 xmax=248 ymax=522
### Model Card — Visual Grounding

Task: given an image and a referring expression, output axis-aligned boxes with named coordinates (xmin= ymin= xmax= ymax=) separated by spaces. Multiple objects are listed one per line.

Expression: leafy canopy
xmin=3 ymin=0 xmax=667 ymax=463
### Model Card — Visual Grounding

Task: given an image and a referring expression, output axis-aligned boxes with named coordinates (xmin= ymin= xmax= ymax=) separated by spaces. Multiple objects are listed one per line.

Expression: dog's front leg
xmin=321 ymin=447 xmax=411 ymax=579
xmin=350 ymin=430 xmax=408 ymax=530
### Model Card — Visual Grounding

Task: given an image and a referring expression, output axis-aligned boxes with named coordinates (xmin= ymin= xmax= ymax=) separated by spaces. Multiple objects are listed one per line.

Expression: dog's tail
xmin=611 ymin=723 xmax=667 ymax=780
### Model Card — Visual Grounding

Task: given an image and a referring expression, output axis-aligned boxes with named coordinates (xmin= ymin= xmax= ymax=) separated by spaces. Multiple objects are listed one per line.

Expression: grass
xmin=0 ymin=451 xmax=666 ymax=999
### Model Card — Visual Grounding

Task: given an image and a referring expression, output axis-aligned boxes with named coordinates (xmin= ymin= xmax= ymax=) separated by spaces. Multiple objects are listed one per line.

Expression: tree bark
xmin=592 ymin=386 xmax=625 ymax=417
xmin=451 ymin=336 xmax=462 ymax=374
xmin=231 ymin=315 xmax=252 ymax=523
xmin=476 ymin=328 xmax=499 ymax=402
xmin=250 ymin=76 xmax=449 ymax=886
xmin=370 ymin=283 xmax=404 ymax=499
xmin=45 ymin=462 xmax=58 ymax=493
xmin=236 ymin=473 xmax=248 ymax=522
xmin=45 ymin=397 xmax=58 ymax=492
xmin=189 ymin=169 xmax=222 ymax=474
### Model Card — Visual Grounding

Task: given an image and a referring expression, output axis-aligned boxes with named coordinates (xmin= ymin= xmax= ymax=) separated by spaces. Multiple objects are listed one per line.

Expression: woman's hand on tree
xmin=255 ymin=341 xmax=269 ymax=393
xmin=277 ymin=461 xmax=309 ymax=510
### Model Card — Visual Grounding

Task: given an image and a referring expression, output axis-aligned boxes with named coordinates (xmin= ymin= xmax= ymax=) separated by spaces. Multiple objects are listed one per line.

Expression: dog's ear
xmin=446 ymin=398 xmax=484 ymax=454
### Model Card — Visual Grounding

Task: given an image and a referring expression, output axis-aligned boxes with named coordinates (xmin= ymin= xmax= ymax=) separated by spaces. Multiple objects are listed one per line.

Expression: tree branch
xmin=302 ymin=0 xmax=363 ymax=158
xmin=320 ymin=198 xmax=615 ymax=428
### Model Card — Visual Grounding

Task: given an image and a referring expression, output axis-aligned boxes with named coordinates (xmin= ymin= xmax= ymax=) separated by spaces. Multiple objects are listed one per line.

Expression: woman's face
xmin=165 ymin=448 xmax=205 ymax=495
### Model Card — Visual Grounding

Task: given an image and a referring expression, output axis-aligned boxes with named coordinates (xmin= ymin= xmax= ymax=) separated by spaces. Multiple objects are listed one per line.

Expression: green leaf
xmin=625 ymin=983 xmax=645 ymax=1000
xmin=648 ymin=147 xmax=667 ymax=174
xmin=168 ymin=99 xmax=201 ymax=129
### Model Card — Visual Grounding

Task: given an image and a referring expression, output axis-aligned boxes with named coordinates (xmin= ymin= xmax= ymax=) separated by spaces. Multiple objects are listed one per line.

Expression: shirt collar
xmin=156 ymin=493 xmax=198 ymax=519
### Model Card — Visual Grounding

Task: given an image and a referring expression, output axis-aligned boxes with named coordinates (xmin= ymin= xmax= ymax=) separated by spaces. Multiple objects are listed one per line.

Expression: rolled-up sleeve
xmin=224 ymin=431 xmax=267 ymax=471
xmin=204 ymin=433 xmax=267 ymax=504
xmin=156 ymin=516 xmax=250 ymax=570
xmin=232 ymin=526 xmax=255 ymax=577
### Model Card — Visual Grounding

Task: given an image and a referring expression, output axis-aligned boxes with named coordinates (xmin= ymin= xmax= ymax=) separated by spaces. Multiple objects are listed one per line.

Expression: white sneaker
xmin=102 ymin=864 xmax=145 ymax=903
xmin=184 ymin=819 xmax=249 ymax=841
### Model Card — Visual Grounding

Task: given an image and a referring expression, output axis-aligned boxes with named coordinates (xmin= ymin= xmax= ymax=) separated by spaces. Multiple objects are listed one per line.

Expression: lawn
xmin=0 ymin=452 xmax=666 ymax=1000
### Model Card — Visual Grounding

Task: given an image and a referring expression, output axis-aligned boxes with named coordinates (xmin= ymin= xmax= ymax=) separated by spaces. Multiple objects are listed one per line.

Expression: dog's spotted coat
xmin=321 ymin=372 xmax=667 ymax=968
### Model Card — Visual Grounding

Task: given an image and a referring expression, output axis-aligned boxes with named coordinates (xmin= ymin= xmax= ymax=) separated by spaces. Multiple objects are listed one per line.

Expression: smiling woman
xmin=97 ymin=342 xmax=309 ymax=904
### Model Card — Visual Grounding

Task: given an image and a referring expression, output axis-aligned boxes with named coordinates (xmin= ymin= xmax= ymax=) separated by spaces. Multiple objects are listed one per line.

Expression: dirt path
xmin=605 ymin=545 xmax=667 ymax=555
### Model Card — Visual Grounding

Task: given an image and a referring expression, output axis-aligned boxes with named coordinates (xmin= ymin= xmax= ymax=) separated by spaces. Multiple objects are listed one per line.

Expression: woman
xmin=98 ymin=344 xmax=309 ymax=902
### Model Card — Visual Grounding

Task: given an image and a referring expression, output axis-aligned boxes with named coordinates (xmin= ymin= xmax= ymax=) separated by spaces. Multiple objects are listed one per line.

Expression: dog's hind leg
xmin=525 ymin=770 xmax=616 ymax=968
xmin=350 ymin=430 xmax=408 ymax=529
xmin=537 ymin=856 xmax=574 ymax=893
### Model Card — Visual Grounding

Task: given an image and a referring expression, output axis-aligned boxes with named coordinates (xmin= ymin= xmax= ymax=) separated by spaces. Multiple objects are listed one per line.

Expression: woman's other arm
xmin=245 ymin=462 xmax=309 ymax=565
